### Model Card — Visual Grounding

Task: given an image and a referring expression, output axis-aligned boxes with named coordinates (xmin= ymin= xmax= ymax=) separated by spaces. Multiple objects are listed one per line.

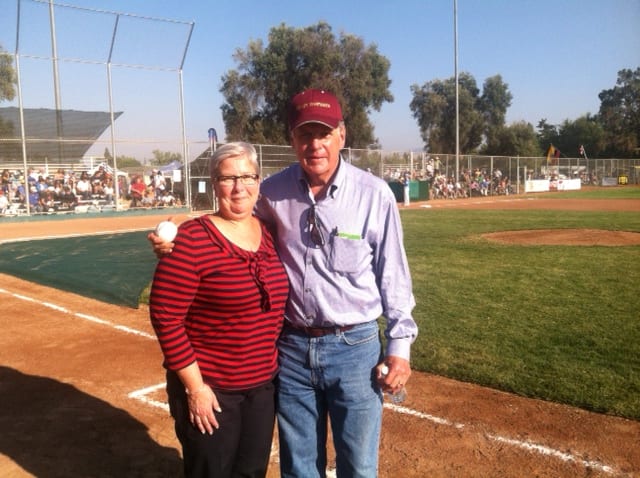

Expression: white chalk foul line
xmin=0 ymin=288 xmax=620 ymax=476
xmin=0 ymin=227 xmax=153 ymax=245
xmin=385 ymin=403 xmax=617 ymax=475
xmin=128 ymin=383 xmax=169 ymax=412
xmin=0 ymin=288 xmax=157 ymax=340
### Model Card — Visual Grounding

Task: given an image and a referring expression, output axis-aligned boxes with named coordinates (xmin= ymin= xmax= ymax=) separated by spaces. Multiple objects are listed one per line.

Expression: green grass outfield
xmin=401 ymin=187 xmax=640 ymax=420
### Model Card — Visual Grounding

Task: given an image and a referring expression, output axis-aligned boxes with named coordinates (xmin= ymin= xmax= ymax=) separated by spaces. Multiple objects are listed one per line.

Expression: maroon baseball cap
xmin=288 ymin=89 xmax=343 ymax=131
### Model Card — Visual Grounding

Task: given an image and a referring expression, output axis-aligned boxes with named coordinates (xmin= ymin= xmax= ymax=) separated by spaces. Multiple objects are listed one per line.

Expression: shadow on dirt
xmin=0 ymin=366 xmax=182 ymax=477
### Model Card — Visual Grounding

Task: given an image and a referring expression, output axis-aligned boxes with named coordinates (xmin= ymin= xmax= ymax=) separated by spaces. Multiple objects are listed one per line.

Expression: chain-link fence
xmin=0 ymin=0 xmax=193 ymax=214
xmin=2 ymin=141 xmax=639 ymax=215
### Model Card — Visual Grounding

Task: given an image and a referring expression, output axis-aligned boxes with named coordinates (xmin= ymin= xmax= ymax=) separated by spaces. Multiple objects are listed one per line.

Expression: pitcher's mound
xmin=483 ymin=228 xmax=640 ymax=246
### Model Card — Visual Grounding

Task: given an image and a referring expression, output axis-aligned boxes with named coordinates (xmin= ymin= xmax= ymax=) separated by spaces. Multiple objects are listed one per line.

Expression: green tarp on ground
xmin=0 ymin=231 xmax=156 ymax=308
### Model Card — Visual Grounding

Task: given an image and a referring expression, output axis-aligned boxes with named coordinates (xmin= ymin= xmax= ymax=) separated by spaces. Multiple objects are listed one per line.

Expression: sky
xmin=1 ymin=0 xmax=639 ymax=158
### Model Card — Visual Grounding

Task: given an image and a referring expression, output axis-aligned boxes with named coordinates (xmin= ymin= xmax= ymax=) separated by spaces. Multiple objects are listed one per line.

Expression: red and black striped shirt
xmin=150 ymin=215 xmax=289 ymax=391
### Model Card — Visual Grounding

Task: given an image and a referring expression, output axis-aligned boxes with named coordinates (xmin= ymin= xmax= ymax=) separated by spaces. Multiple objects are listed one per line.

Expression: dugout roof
xmin=0 ymin=107 xmax=122 ymax=160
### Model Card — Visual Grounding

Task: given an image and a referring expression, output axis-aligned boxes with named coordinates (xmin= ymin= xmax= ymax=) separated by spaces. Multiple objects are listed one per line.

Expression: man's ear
xmin=338 ymin=124 xmax=346 ymax=148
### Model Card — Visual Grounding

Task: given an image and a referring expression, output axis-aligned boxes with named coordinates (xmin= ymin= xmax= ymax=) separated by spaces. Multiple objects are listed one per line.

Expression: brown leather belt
xmin=285 ymin=322 xmax=355 ymax=337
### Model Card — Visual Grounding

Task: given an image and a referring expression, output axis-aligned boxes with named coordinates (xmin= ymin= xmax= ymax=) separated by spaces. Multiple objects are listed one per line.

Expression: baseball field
xmin=1 ymin=188 xmax=639 ymax=477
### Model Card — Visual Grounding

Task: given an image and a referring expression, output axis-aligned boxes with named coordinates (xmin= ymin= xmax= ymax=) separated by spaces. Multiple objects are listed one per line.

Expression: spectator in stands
xmin=58 ymin=185 xmax=78 ymax=210
xmin=36 ymin=175 xmax=48 ymax=194
xmin=76 ymin=172 xmax=92 ymax=200
xmin=65 ymin=171 xmax=76 ymax=193
xmin=160 ymin=189 xmax=176 ymax=207
xmin=91 ymin=165 xmax=107 ymax=183
xmin=152 ymin=170 xmax=167 ymax=200
xmin=90 ymin=165 xmax=109 ymax=197
xmin=28 ymin=185 xmax=42 ymax=213
xmin=129 ymin=175 xmax=146 ymax=208
xmin=27 ymin=168 xmax=39 ymax=183
xmin=52 ymin=179 xmax=63 ymax=199
xmin=149 ymin=141 xmax=289 ymax=478
xmin=480 ymin=175 xmax=490 ymax=196
xmin=141 ymin=187 xmax=155 ymax=208
xmin=1 ymin=169 xmax=10 ymax=194
xmin=14 ymin=180 xmax=26 ymax=206
xmin=53 ymin=168 xmax=65 ymax=182
xmin=103 ymin=178 xmax=115 ymax=204
xmin=39 ymin=189 xmax=55 ymax=212
xmin=0 ymin=189 xmax=8 ymax=214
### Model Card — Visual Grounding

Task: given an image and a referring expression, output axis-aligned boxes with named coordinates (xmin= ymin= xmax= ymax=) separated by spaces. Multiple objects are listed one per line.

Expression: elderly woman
xmin=149 ymin=142 xmax=289 ymax=478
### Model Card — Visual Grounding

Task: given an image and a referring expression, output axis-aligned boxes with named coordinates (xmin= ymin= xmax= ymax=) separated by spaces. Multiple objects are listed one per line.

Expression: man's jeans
xmin=277 ymin=320 xmax=383 ymax=478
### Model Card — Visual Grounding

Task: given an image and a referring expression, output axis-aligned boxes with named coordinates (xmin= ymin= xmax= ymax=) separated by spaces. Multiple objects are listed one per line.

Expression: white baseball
xmin=380 ymin=365 xmax=389 ymax=376
xmin=155 ymin=220 xmax=178 ymax=242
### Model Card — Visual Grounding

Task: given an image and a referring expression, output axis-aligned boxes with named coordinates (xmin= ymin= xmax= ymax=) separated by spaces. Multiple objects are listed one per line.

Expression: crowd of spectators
xmin=1 ymin=166 xmax=116 ymax=215
xmin=1 ymin=166 xmax=178 ymax=216
xmin=128 ymin=169 xmax=178 ymax=209
xmin=383 ymin=158 xmax=513 ymax=200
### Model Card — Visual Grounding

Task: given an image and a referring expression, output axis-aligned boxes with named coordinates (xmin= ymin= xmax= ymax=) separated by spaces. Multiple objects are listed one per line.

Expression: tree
xmin=479 ymin=75 xmax=513 ymax=151
xmin=409 ymin=72 xmax=485 ymax=153
xmin=536 ymin=119 xmax=559 ymax=153
xmin=483 ymin=121 xmax=540 ymax=157
xmin=598 ymin=67 xmax=640 ymax=157
xmin=0 ymin=45 xmax=18 ymax=159
xmin=556 ymin=115 xmax=605 ymax=159
xmin=0 ymin=46 xmax=16 ymax=102
xmin=115 ymin=155 xmax=142 ymax=168
xmin=150 ymin=149 xmax=181 ymax=166
xmin=220 ymin=22 xmax=393 ymax=148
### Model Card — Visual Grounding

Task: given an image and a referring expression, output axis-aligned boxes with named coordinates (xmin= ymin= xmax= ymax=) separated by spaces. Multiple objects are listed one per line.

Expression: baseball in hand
xmin=155 ymin=220 xmax=178 ymax=242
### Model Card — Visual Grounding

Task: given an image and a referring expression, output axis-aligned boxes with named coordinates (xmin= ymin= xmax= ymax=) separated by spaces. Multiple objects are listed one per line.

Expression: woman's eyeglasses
xmin=307 ymin=205 xmax=325 ymax=247
xmin=215 ymin=174 xmax=260 ymax=186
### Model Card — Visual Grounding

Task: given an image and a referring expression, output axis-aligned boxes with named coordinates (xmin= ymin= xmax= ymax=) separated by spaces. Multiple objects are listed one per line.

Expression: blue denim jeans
xmin=277 ymin=321 xmax=383 ymax=478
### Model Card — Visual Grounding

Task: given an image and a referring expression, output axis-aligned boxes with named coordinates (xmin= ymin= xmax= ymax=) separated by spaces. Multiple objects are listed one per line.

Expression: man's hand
xmin=376 ymin=356 xmax=411 ymax=394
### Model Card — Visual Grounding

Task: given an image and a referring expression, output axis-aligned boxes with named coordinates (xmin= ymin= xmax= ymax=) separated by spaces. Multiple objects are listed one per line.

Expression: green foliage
xmin=482 ymin=121 xmax=541 ymax=156
xmin=536 ymin=118 xmax=558 ymax=152
xmin=220 ymin=21 xmax=393 ymax=148
xmin=0 ymin=46 xmax=19 ymax=159
xmin=598 ymin=67 xmax=640 ymax=158
xmin=536 ymin=68 xmax=639 ymax=159
xmin=150 ymin=149 xmax=181 ymax=166
xmin=0 ymin=116 xmax=19 ymax=160
xmin=0 ymin=46 xmax=16 ymax=103
xmin=116 ymin=155 xmax=142 ymax=168
xmin=402 ymin=197 xmax=640 ymax=419
xmin=410 ymin=72 xmax=510 ymax=155
xmin=557 ymin=115 xmax=606 ymax=158
xmin=479 ymin=74 xmax=513 ymax=149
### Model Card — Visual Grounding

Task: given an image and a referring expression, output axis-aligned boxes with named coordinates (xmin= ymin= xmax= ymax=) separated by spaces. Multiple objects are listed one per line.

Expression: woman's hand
xmin=186 ymin=384 xmax=221 ymax=435
xmin=147 ymin=217 xmax=176 ymax=258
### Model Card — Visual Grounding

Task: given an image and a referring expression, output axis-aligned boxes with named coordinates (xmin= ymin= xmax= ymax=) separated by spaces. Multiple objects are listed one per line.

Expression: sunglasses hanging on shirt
xmin=307 ymin=204 xmax=325 ymax=247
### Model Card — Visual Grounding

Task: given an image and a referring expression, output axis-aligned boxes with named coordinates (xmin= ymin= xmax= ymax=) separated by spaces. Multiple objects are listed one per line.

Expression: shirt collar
xmin=296 ymin=156 xmax=344 ymax=200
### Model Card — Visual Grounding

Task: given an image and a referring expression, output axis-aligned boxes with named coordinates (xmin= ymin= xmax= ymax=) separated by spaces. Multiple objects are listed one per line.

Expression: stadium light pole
xmin=48 ymin=0 xmax=64 ymax=164
xmin=454 ymin=0 xmax=460 ymax=182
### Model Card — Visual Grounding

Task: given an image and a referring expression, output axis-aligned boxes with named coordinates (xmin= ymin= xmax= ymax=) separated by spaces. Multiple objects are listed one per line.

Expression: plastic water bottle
xmin=380 ymin=365 xmax=407 ymax=404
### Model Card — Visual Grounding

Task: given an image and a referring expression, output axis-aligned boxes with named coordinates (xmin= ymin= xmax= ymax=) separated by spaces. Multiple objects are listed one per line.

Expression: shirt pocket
xmin=329 ymin=235 xmax=370 ymax=274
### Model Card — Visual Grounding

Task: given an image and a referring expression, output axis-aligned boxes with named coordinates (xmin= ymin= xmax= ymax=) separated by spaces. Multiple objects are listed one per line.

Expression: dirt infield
xmin=1 ymin=196 xmax=639 ymax=477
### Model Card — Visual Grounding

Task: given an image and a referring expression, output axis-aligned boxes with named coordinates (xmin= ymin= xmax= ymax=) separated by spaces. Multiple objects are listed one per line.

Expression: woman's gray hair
xmin=209 ymin=142 xmax=260 ymax=178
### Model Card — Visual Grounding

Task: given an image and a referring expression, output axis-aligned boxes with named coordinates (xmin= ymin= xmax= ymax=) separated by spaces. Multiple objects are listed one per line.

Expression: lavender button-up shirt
xmin=256 ymin=158 xmax=417 ymax=360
